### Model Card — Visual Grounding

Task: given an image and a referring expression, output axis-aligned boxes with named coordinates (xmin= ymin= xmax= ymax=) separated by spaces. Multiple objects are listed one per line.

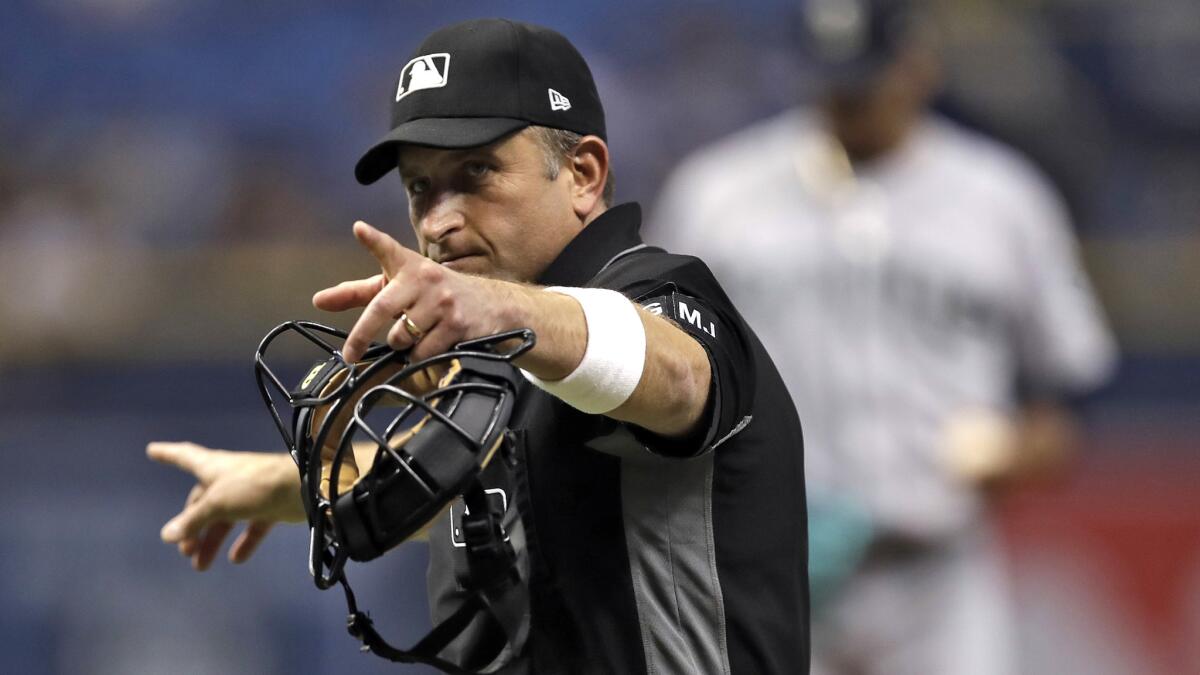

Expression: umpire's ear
xmin=568 ymin=135 xmax=610 ymax=219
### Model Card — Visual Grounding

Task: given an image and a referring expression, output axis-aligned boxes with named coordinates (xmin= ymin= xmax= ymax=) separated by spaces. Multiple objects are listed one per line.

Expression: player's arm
xmin=949 ymin=157 xmax=1115 ymax=489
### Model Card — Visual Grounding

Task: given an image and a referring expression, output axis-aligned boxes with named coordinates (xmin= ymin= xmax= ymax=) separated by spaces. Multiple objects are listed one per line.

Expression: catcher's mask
xmin=254 ymin=320 xmax=533 ymax=674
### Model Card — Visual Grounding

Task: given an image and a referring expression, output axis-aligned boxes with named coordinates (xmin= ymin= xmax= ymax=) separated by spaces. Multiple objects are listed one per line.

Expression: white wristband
xmin=521 ymin=286 xmax=647 ymax=414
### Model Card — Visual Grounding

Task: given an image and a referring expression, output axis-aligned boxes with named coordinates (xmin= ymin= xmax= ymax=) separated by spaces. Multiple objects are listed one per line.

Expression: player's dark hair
xmin=528 ymin=126 xmax=615 ymax=206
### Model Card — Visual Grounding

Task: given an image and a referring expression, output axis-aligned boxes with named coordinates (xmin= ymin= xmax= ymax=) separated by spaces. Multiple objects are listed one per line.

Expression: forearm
xmin=617 ymin=311 xmax=711 ymax=437
xmin=264 ymin=454 xmax=308 ymax=523
xmin=944 ymin=402 xmax=1080 ymax=490
xmin=1009 ymin=401 xmax=1080 ymax=480
xmin=506 ymin=283 xmax=712 ymax=438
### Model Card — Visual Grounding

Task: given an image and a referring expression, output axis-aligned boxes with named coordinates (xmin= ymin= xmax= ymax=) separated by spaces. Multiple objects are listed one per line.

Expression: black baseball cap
xmin=355 ymin=18 xmax=607 ymax=185
xmin=797 ymin=0 xmax=924 ymax=89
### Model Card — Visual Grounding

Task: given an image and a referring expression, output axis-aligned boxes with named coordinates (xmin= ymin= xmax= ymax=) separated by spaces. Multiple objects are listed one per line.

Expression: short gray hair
xmin=527 ymin=126 xmax=615 ymax=206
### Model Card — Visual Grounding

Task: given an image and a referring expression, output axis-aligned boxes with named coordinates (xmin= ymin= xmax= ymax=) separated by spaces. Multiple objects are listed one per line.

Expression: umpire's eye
xmin=407 ymin=177 xmax=430 ymax=196
xmin=464 ymin=161 xmax=490 ymax=179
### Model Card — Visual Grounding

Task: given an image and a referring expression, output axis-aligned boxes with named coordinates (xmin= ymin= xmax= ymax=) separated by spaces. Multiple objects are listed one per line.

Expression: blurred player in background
xmin=651 ymin=0 xmax=1116 ymax=673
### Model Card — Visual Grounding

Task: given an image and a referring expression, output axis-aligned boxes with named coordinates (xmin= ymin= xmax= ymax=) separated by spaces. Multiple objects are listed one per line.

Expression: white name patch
xmin=640 ymin=292 xmax=719 ymax=340
xmin=677 ymin=300 xmax=717 ymax=339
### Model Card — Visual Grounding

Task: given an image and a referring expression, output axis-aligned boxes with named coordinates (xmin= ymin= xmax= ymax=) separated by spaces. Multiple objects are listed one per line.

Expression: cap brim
xmin=354 ymin=117 xmax=530 ymax=185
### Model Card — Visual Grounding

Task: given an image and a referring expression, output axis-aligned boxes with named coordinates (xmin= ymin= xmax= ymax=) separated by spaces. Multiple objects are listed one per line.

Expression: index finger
xmin=353 ymin=220 xmax=421 ymax=276
xmin=147 ymin=442 xmax=212 ymax=481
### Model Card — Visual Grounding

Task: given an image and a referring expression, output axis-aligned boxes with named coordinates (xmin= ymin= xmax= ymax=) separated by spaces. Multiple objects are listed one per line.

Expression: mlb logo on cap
xmin=396 ymin=53 xmax=451 ymax=101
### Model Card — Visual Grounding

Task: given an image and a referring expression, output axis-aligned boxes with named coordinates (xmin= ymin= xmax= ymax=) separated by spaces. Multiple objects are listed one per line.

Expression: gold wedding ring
xmin=398 ymin=312 xmax=425 ymax=343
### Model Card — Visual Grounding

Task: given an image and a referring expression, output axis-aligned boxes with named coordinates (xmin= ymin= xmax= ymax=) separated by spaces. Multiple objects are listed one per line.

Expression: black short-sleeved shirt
xmin=427 ymin=203 xmax=809 ymax=674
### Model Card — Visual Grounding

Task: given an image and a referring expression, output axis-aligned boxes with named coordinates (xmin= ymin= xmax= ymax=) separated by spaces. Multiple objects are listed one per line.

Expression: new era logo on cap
xmin=396 ymin=53 xmax=451 ymax=101
xmin=548 ymin=88 xmax=571 ymax=111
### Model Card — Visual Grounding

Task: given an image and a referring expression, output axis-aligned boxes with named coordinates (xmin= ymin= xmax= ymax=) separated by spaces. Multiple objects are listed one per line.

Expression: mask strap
xmin=337 ymin=473 xmax=527 ymax=675
xmin=341 ymin=574 xmax=483 ymax=675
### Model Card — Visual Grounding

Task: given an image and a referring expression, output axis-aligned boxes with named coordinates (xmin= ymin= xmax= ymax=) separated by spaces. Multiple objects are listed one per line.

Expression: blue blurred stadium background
xmin=1 ymin=1 xmax=1197 ymax=673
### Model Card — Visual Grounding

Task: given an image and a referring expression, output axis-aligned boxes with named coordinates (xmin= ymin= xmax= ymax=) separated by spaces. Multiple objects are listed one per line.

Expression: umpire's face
xmin=397 ymin=129 xmax=584 ymax=284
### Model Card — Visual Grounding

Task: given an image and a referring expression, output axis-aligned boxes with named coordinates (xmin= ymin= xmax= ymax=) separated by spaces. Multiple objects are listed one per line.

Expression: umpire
xmin=150 ymin=18 xmax=808 ymax=675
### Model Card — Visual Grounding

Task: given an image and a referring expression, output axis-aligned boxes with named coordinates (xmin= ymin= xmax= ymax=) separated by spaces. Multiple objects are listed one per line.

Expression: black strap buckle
xmin=461 ymin=486 xmax=519 ymax=591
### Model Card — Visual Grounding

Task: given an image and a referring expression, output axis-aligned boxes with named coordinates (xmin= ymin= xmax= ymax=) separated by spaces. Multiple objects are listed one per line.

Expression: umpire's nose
xmin=416 ymin=194 xmax=467 ymax=245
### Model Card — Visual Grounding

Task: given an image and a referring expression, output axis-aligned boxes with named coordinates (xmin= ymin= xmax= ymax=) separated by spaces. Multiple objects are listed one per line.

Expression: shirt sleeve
xmin=1008 ymin=168 xmax=1118 ymax=395
xmin=602 ymin=254 xmax=758 ymax=457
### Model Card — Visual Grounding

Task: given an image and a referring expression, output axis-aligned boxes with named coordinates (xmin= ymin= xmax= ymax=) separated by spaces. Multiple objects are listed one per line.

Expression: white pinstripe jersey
xmin=651 ymin=109 xmax=1116 ymax=538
